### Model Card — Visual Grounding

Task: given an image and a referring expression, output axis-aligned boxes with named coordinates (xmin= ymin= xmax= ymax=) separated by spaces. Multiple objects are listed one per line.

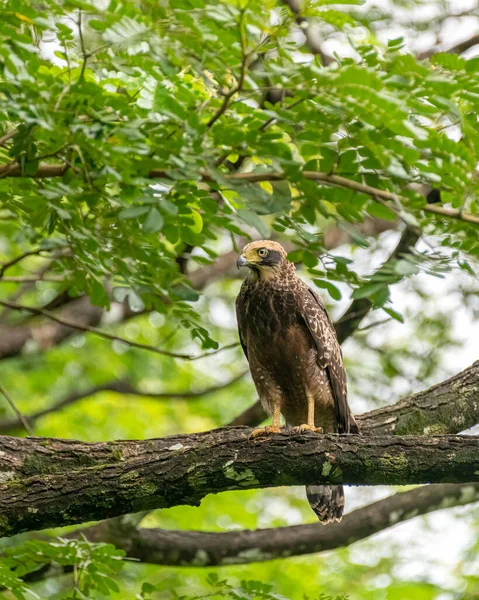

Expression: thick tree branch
xmin=0 ymin=362 xmax=477 ymax=566
xmin=9 ymin=361 xmax=479 ymax=573
xmin=0 ymin=428 xmax=478 ymax=537
xmin=358 ymin=361 xmax=479 ymax=436
xmin=81 ymin=481 xmax=479 ymax=566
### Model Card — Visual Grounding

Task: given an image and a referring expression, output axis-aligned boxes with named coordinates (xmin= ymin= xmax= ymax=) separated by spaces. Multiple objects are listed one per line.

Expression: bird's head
xmin=237 ymin=240 xmax=290 ymax=279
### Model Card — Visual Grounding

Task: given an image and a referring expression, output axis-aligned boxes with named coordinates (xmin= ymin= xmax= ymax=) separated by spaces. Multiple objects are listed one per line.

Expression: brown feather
xmin=236 ymin=240 xmax=358 ymax=523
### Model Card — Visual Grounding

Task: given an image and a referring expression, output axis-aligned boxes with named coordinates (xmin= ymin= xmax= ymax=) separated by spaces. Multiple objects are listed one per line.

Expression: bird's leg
xmin=292 ymin=393 xmax=323 ymax=434
xmin=250 ymin=400 xmax=282 ymax=438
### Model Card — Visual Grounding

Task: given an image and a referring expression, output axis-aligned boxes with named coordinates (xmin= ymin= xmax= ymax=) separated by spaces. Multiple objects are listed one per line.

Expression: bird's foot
xmin=292 ymin=424 xmax=323 ymax=434
xmin=249 ymin=426 xmax=282 ymax=438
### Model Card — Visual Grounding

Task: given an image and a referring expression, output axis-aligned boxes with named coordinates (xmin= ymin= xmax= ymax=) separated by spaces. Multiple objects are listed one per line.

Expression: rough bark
xmin=358 ymin=361 xmax=479 ymax=435
xmin=0 ymin=361 xmax=477 ymax=537
xmin=82 ymin=482 xmax=479 ymax=566
xmin=0 ymin=430 xmax=478 ymax=538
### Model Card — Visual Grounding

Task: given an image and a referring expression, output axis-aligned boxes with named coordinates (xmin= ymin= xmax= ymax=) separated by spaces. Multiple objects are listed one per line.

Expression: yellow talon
xmin=292 ymin=424 xmax=323 ymax=434
xmin=249 ymin=426 xmax=282 ymax=438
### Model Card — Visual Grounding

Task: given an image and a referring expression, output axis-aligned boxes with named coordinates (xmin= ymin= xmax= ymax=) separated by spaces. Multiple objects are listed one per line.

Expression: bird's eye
xmin=258 ymin=248 xmax=268 ymax=257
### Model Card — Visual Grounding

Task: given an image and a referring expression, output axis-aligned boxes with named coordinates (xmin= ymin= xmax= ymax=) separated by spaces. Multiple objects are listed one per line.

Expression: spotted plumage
xmin=235 ymin=240 xmax=358 ymax=523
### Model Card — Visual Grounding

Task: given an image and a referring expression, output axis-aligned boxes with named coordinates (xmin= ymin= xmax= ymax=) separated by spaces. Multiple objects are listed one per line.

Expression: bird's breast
xmin=243 ymin=285 xmax=299 ymax=339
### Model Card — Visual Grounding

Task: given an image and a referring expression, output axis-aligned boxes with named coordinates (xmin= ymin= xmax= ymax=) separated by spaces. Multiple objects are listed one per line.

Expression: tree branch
xmin=0 ymin=383 xmax=33 ymax=436
xmin=2 ymin=166 xmax=476 ymax=225
xmin=206 ymin=5 xmax=250 ymax=128
xmin=358 ymin=360 xmax=479 ymax=436
xmin=0 ymin=362 xmax=477 ymax=561
xmin=0 ymin=429 xmax=478 ymax=537
xmin=0 ymin=299 xmax=238 ymax=361
xmin=0 ymin=372 xmax=247 ymax=435
xmin=80 ymin=481 xmax=479 ymax=566
xmin=7 ymin=361 xmax=479 ymax=575
xmin=282 ymin=0 xmax=332 ymax=65
xmin=0 ymin=296 xmax=103 ymax=360
xmin=418 ymin=33 xmax=479 ymax=60
xmin=0 ymin=218 xmax=397 ymax=363
xmin=0 ymin=248 xmax=50 ymax=278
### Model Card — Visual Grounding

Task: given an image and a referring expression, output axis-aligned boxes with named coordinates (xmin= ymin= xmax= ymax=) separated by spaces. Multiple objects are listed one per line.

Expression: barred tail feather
xmin=306 ymin=484 xmax=345 ymax=524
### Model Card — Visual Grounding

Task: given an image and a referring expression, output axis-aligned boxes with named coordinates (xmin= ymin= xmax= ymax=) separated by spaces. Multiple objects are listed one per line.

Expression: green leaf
xmin=367 ymin=201 xmax=397 ymax=220
xmin=313 ymin=279 xmax=342 ymax=300
xmin=352 ymin=282 xmax=386 ymax=299
xmin=119 ymin=206 xmax=149 ymax=219
xmin=188 ymin=209 xmax=203 ymax=233
xmin=382 ymin=306 xmax=404 ymax=323
xmin=237 ymin=209 xmax=270 ymax=238
xmin=143 ymin=207 xmax=164 ymax=233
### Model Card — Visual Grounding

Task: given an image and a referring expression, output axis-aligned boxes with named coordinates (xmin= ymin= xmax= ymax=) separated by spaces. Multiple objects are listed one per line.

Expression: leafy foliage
xmin=1 ymin=0 xmax=478 ymax=337
xmin=0 ymin=538 xmax=125 ymax=599
xmin=0 ymin=0 xmax=479 ymax=599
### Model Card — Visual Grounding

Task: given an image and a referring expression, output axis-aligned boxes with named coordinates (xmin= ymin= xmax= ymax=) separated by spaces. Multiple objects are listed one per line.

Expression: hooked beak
xmin=237 ymin=255 xmax=248 ymax=269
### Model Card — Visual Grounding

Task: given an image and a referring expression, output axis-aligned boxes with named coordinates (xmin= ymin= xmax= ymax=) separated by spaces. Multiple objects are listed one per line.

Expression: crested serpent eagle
xmin=236 ymin=240 xmax=359 ymax=523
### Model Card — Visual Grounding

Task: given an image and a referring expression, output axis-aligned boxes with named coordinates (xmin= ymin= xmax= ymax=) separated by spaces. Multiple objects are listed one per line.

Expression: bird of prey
xmin=236 ymin=240 xmax=359 ymax=523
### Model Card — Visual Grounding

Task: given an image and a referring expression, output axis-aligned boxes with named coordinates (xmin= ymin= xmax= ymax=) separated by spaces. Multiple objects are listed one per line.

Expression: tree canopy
xmin=1 ymin=0 xmax=479 ymax=598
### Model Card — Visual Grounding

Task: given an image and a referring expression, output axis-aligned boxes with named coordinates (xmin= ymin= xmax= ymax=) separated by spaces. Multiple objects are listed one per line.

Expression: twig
xmin=0 ymin=248 xmax=46 ymax=278
xmin=357 ymin=318 xmax=393 ymax=332
xmin=282 ymin=0 xmax=332 ymax=65
xmin=0 ymin=383 xmax=34 ymax=436
xmin=77 ymin=11 xmax=88 ymax=81
xmin=418 ymin=33 xmax=479 ymax=60
xmin=214 ymin=97 xmax=305 ymax=167
xmin=0 ymin=275 xmax=68 ymax=283
xmin=0 ymin=129 xmax=17 ymax=147
xmin=206 ymin=5 xmax=251 ymax=128
xmin=0 ymin=299 xmax=239 ymax=360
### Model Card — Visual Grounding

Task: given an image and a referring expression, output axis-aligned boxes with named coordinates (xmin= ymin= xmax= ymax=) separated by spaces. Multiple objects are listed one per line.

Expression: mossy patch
xmin=223 ymin=465 xmax=258 ymax=486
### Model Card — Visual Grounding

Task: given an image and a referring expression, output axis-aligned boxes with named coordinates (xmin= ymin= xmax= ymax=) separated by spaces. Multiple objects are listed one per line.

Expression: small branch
xmin=2 ymin=165 xmax=477 ymax=225
xmin=0 ymin=371 xmax=248 ymax=435
xmin=206 ymin=5 xmax=250 ymax=128
xmin=282 ymin=0 xmax=332 ymax=65
xmin=0 ymin=163 xmax=69 ymax=178
xmin=0 ymin=275 xmax=68 ymax=283
xmin=77 ymin=11 xmax=88 ymax=81
xmin=0 ymin=248 xmax=45 ymax=278
xmin=0 ymin=129 xmax=17 ymax=147
xmin=214 ymin=97 xmax=305 ymax=167
xmin=0 ymin=299 xmax=239 ymax=360
xmin=0 ymin=383 xmax=33 ymax=436
xmin=419 ymin=33 xmax=479 ymax=60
